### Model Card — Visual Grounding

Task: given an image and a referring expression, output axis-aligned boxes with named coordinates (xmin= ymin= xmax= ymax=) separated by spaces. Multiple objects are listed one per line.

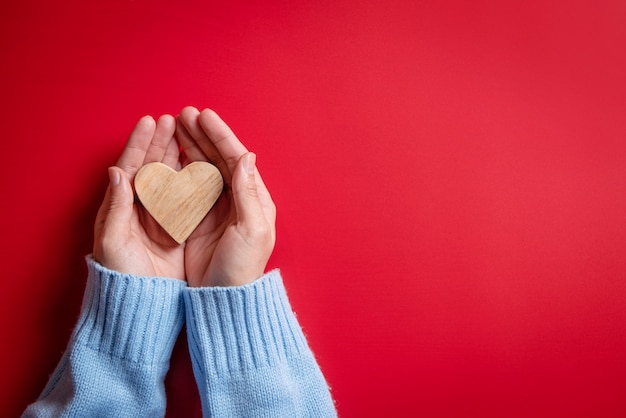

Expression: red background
xmin=2 ymin=1 xmax=626 ymax=416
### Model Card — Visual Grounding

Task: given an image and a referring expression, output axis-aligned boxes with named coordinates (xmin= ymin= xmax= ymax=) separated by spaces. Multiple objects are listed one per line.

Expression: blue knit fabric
xmin=23 ymin=257 xmax=186 ymax=417
xmin=24 ymin=259 xmax=336 ymax=417
xmin=184 ymin=270 xmax=337 ymax=417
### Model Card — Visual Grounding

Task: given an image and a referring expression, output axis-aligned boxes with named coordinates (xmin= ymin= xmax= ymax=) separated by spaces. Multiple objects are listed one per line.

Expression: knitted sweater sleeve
xmin=183 ymin=270 xmax=337 ymax=418
xmin=23 ymin=257 xmax=186 ymax=418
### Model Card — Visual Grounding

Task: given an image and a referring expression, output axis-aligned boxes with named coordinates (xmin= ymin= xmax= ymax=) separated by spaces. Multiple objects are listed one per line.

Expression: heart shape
xmin=134 ymin=161 xmax=223 ymax=244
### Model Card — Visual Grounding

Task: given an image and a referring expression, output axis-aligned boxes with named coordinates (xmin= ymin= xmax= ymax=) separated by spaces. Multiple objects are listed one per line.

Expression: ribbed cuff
xmin=184 ymin=270 xmax=310 ymax=377
xmin=72 ymin=257 xmax=187 ymax=365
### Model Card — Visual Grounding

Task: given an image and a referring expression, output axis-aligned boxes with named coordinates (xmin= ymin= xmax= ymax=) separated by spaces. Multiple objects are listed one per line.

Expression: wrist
xmin=190 ymin=265 xmax=267 ymax=288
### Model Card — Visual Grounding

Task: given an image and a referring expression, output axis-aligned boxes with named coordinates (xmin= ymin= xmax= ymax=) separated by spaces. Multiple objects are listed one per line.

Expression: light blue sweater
xmin=23 ymin=258 xmax=336 ymax=417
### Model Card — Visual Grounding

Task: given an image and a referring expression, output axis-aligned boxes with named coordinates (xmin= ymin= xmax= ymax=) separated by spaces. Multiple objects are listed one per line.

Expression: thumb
xmin=232 ymin=153 xmax=265 ymax=228
xmin=103 ymin=166 xmax=134 ymax=235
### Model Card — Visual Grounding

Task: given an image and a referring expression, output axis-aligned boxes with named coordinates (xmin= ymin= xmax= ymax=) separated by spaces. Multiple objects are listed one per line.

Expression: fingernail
xmin=108 ymin=167 xmax=120 ymax=186
xmin=244 ymin=153 xmax=256 ymax=175
xmin=139 ymin=115 xmax=155 ymax=127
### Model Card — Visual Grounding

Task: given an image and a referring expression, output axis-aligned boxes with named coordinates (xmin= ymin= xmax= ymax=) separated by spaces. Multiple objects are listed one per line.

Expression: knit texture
xmin=24 ymin=262 xmax=336 ymax=417
xmin=184 ymin=270 xmax=337 ymax=417
xmin=23 ymin=257 xmax=186 ymax=418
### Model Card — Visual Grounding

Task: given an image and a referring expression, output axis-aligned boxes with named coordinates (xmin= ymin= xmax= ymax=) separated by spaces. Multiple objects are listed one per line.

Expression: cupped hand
xmin=176 ymin=107 xmax=276 ymax=287
xmin=93 ymin=115 xmax=185 ymax=280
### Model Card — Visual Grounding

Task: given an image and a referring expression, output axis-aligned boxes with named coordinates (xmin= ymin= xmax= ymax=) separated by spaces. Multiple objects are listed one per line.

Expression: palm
xmin=132 ymin=205 xmax=185 ymax=278
xmin=184 ymin=190 xmax=243 ymax=286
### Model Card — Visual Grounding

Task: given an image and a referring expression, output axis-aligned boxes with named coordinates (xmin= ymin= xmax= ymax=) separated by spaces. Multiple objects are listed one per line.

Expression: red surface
xmin=2 ymin=1 xmax=626 ymax=417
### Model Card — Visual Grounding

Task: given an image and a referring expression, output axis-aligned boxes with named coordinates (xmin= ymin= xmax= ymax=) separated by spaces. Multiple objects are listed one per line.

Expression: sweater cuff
xmin=72 ymin=256 xmax=187 ymax=365
xmin=184 ymin=270 xmax=310 ymax=376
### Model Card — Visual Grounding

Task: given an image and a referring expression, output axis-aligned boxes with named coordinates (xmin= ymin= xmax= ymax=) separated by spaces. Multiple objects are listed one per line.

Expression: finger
xmin=161 ymin=136 xmax=181 ymax=169
xmin=178 ymin=107 xmax=231 ymax=180
xmin=198 ymin=108 xmax=249 ymax=175
xmin=255 ymin=173 xmax=277 ymax=226
xmin=176 ymin=114 xmax=209 ymax=165
xmin=116 ymin=116 xmax=156 ymax=177
xmin=144 ymin=114 xmax=176 ymax=164
xmin=239 ymin=157 xmax=275 ymax=225
xmin=179 ymin=107 xmax=223 ymax=163
xmin=234 ymin=153 xmax=275 ymax=225
xmin=103 ymin=167 xmax=134 ymax=238
xmin=232 ymin=153 xmax=267 ymax=230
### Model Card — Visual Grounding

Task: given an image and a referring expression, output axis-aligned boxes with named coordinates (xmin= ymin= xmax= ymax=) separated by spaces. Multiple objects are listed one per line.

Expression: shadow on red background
xmin=2 ymin=1 xmax=626 ymax=417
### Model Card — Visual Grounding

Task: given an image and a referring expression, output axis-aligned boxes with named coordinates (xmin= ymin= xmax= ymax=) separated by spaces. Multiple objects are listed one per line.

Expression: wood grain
xmin=134 ymin=162 xmax=223 ymax=244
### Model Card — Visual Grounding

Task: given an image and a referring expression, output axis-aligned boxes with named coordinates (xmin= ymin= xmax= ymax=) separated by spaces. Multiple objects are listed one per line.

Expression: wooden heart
xmin=134 ymin=161 xmax=223 ymax=244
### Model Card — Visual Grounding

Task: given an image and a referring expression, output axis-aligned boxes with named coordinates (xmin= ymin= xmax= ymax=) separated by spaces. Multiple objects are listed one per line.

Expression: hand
xmin=93 ymin=115 xmax=185 ymax=280
xmin=176 ymin=107 xmax=276 ymax=287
